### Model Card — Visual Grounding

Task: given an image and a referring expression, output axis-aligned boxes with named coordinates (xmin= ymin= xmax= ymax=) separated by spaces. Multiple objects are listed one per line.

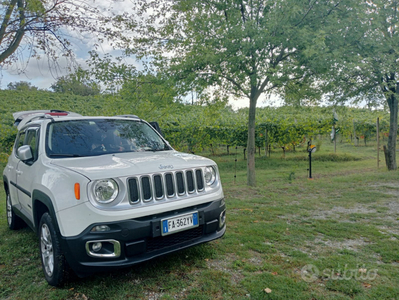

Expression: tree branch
xmin=0 ymin=0 xmax=25 ymax=64
xmin=0 ymin=0 xmax=17 ymax=44
xmin=295 ymin=0 xmax=317 ymax=27
xmin=220 ymin=73 xmax=249 ymax=97
xmin=240 ymin=1 xmax=246 ymax=23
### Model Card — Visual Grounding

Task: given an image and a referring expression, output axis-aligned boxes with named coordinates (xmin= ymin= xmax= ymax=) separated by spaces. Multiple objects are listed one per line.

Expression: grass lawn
xmin=1 ymin=139 xmax=399 ymax=299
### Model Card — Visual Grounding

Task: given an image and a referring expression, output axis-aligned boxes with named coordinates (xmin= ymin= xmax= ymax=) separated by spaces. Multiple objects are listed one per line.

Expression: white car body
xmin=3 ymin=111 xmax=226 ymax=286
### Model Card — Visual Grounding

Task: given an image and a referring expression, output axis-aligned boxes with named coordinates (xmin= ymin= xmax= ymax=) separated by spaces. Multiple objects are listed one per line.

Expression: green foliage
xmin=7 ymin=81 xmax=38 ymax=91
xmin=50 ymin=67 xmax=101 ymax=96
xmin=87 ymin=51 xmax=138 ymax=93
xmin=119 ymin=73 xmax=178 ymax=116
xmin=0 ymin=89 xmax=389 ymax=159
xmin=163 ymin=105 xmax=388 ymax=153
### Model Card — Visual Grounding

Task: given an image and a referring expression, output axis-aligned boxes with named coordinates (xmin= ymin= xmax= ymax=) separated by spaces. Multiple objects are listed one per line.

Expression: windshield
xmin=46 ymin=119 xmax=171 ymax=158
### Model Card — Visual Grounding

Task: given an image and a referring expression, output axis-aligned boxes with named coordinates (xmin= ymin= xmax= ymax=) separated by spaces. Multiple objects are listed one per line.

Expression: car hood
xmin=50 ymin=150 xmax=215 ymax=180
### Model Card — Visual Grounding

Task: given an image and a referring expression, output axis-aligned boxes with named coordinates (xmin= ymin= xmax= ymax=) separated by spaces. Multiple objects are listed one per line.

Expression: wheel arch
xmin=3 ymin=175 xmax=9 ymax=193
xmin=32 ymin=190 xmax=60 ymax=236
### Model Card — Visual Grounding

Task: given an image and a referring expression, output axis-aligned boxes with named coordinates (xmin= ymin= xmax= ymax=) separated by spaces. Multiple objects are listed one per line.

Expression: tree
xmin=86 ymin=51 xmax=139 ymax=94
xmin=0 ymin=0 xmax=132 ymax=67
xmin=120 ymin=74 xmax=177 ymax=107
xmin=51 ymin=67 xmax=100 ymax=96
xmin=7 ymin=81 xmax=38 ymax=91
xmin=130 ymin=0 xmax=345 ymax=186
xmin=321 ymin=0 xmax=399 ymax=170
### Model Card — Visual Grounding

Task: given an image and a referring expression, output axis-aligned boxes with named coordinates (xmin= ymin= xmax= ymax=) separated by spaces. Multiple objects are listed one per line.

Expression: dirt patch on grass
xmin=300 ymin=235 xmax=371 ymax=255
xmin=224 ymin=186 xmax=268 ymax=201
xmin=247 ymin=250 xmax=264 ymax=266
xmin=206 ymin=253 xmax=244 ymax=285
xmin=385 ymin=200 xmax=399 ymax=213
xmin=370 ymin=182 xmax=399 ymax=197
xmin=378 ymin=225 xmax=399 ymax=237
xmin=309 ymin=167 xmax=375 ymax=179
xmin=311 ymin=205 xmax=377 ymax=220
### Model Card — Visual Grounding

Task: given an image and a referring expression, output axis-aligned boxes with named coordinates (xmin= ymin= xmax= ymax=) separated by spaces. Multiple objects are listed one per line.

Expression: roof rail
xmin=116 ymin=114 xmax=140 ymax=120
xmin=15 ymin=113 xmax=53 ymax=129
xmin=13 ymin=110 xmax=82 ymax=129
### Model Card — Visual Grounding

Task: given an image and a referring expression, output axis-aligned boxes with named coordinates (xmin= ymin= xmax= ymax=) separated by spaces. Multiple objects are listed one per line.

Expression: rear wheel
xmin=39 ymin=212 xmax=67 ymax=286
xmin=6 ymin=193 xmax=24 ymax=230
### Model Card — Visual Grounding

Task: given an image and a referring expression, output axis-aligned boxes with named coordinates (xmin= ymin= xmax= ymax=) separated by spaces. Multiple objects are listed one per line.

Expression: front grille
xmin=128 ymin=178 xmax=139 ymax=203
xmin=128 ymin=168 xmax=205 ymax=205
xmin=141 ymin=176 xmax=152 ymax=201
xmin=154 ymin=175 xmax=163 ymax=199
xmin=176 ymin=172 xmax=184 ymax=194
xmin=187 ymin=170 xmax=194 ymax=192
xmin=196 ymin=170 xmax=204 ymax=190
xmin=165 ymin=174 xmax=174 ymax=196
xmin=146 ymin=225 xmax=204 ymax=252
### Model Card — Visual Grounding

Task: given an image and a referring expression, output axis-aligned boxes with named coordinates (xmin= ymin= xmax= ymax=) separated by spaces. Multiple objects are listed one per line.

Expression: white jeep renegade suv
xmin=3 ymin=110 xmax=226 ymax=286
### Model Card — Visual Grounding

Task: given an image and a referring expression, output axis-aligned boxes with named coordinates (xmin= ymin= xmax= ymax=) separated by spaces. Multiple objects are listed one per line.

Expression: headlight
xmin=93 ymin=179 xmax=119 ymax=204
xmin=204 ymin=166 xmax=217 ymax=186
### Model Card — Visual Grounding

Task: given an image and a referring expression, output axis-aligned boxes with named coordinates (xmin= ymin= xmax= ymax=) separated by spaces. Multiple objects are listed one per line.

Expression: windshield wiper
xmin=49 ymin=153 xmax=83 ymax=158
xmin=144 ymin=148 xmax=170 ymax=152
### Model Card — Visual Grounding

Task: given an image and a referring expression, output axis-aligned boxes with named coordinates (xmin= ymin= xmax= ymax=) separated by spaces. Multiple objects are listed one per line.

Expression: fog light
xmin=92 ymin=242 xmax=102 ymax=252
xmin=219 ymin=210 xmax=226 ymax=228
xmin=91 ymin=225 xmax=111 ymax=232
xmin=86 ymin=240 xmax=121 ymax=258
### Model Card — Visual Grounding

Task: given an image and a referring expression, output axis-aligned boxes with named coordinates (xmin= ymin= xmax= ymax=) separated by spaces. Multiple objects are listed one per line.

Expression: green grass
xmin=1 ymin=140 xmax=399 ymax=299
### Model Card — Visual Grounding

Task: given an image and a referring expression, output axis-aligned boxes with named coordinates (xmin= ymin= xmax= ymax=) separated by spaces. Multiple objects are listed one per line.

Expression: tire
xmin=6 ymin=192 xmax=24 ymax=230
xmin=39 ymin=212 xmax=67 ymax=286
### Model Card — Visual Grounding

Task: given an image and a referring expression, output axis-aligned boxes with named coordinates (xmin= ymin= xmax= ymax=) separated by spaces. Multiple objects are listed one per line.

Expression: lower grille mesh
xmin=146 ymin=226 xmax=204 ymax=253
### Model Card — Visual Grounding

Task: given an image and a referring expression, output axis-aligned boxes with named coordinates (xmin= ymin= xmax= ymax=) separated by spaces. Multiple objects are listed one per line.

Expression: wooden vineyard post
xmin=333 ymin=110 xmax=338 ymax=153
xmin=383 ymin=145 xmax=389 ymax=168
xmin=377 ymin=117 xmax=380 ymax=168
xmin=333 ymin=124 xmax=337 ymax=153
xmin=264 ymin=128 xmax=268 ymax=157
xmin=353 ymin=120 xmax=357 ymax=146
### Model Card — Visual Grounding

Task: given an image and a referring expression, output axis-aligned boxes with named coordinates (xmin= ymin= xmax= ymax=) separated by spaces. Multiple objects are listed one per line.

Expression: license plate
xmin=161 ymin=212 xmax=199 ymax=236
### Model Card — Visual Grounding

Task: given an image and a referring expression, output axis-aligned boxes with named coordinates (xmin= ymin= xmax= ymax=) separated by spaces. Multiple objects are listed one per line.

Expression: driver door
xmin=15 ymin=126 xmax=40 ymax=225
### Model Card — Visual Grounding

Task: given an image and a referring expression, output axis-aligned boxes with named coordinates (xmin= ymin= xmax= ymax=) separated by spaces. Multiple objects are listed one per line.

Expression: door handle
xmin=16 ymin=170 xmax=23 ymax=175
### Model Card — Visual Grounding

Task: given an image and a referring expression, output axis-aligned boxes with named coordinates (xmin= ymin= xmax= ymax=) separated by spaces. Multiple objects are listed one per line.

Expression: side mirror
xmin=149 ymin=122 xmax=164 ymax=137
xmin=17 ymin=145 xmax=33 ymax=162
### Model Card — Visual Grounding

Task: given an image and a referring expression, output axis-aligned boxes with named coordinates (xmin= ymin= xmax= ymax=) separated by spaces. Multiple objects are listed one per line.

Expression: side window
xmin=25 ymin=128 xmax=40 ymax=161
xmin=15 ymin=131 xmax=26 ymax=157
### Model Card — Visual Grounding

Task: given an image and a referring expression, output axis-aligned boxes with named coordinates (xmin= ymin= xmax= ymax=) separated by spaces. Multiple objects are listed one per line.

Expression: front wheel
xmin=6 ymin=193 xmax=24 ymax=230
xmin=39 ymin=212 xmax=67 ymax=286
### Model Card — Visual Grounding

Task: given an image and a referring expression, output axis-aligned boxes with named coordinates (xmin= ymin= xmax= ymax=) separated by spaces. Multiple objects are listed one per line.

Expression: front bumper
xmin=60 ymin=199 xmax=226 ymax=276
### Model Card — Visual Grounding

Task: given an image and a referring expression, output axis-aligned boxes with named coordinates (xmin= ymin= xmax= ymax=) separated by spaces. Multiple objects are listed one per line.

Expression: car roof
xmin=13 ymin=110 xmax=141 ymax=130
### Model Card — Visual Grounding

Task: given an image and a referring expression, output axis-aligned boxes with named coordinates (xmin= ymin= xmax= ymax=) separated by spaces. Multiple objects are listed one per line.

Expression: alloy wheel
xmin=41 ymin=223 xmax=54 ymax=277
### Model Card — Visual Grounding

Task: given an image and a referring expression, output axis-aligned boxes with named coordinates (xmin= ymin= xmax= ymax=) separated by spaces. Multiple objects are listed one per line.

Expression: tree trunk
xmin=247 ymin=94 xmax=257 ymax=186
xmin=386 ymin=93 xmax=398 ymax=170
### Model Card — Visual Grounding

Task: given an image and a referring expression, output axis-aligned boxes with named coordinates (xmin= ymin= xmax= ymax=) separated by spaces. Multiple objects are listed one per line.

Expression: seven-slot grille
xmin=128 ymin=169 xmax=205 ymax=204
